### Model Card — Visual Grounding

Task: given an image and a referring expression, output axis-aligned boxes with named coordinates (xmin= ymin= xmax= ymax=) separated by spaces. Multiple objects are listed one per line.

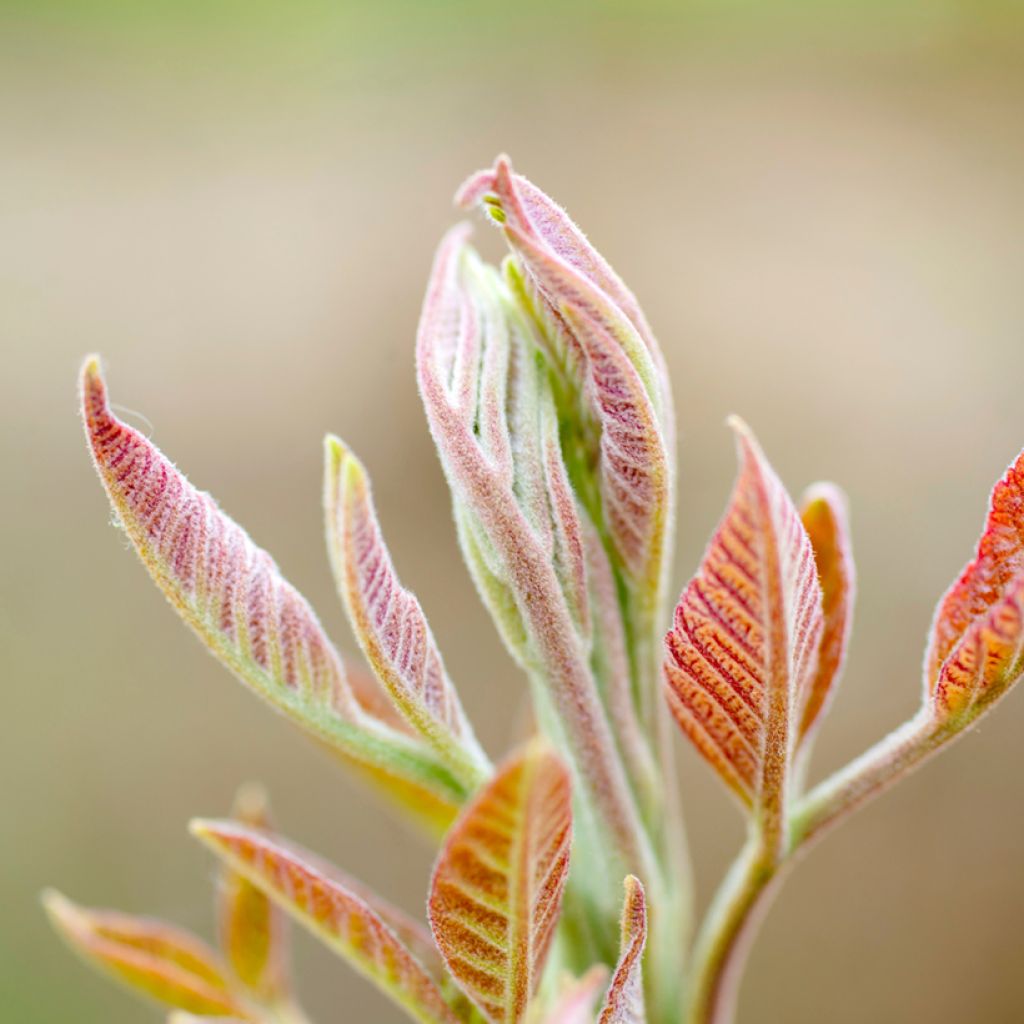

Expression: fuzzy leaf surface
xmin=417 ymin=230 xmax=651 ymax=878
xmin=797 ymin=484 xmax=855 ymax=747
xmin=663 ymin=420 xmax=823 ymax=838
xmin=325 ymin=436 xmax=490 ymax=786
xmin=43 ymin=890 xmax=248 ymax=1018
xmin=932 ymin=573 xmax=1024 ymax=717
xmin=596 ymin=876 xmax=647 ymax=1024
xmin=80 ymin=357 xmax=466 ymax=830
xmin=925 ymin=448 xmax=1024 ymax=703
xmin=428 ymin=741 xmax=573 ymax=1024
xmin=457 ymin=156 xmax=671 ymax=597
xmin=191 ymin=821 xmax=462 ymax=1024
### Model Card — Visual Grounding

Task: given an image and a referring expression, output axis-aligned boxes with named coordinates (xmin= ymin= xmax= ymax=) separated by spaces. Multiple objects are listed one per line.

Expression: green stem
xmin=685 ymin=838 xmax=785 ymax=1024
xmin=790 ymin=709 xmax=941 ymax=850
xmin=687 ymin=705 xmax=970 ymax=1024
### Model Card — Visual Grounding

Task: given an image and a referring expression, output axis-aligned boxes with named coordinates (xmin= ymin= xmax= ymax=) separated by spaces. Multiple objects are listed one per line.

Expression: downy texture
xmin=52 ymin=156 xmax=1024 ymax=1024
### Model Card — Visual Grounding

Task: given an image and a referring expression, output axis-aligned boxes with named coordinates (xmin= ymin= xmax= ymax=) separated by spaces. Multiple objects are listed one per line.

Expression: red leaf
xmin=925 ymin=449 xmax=1024 ymax=690
xmin=933 ymin=574 xmax=1024 ymax=717
xmin=663 ymin=420 xmax=823 ymax=837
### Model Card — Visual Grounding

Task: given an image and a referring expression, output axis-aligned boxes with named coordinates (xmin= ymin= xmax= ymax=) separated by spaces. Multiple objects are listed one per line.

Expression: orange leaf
xmin=663 ymin=420 xmax=823 ymax=839
xmin=43 ymin=890 xmax=248 ymax=1018
xmin=596 ymin=876 xmax=647 ymax=1024
xmin=428 ymin=741 xmax=573 ymax=1024
xmin=933 ymin=575 xmax=1024 ymax=718
xmin=925 ymin=448 xmax=1024 ymax=691
xmin=797 ymin=484 xmax=855 ymax=747
xmin=191 ymin=821 xmax=461 ymax=1024
xmin=217 ymin=785 xmax=290 ymax=1003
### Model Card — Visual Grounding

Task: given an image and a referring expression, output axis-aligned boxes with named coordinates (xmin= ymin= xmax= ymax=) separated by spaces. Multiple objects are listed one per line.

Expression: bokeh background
xmin=3 ymin=1 xmax=1024 ymax=1021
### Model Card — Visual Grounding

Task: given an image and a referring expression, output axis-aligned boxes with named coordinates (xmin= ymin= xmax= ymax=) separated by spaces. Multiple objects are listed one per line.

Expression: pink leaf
xmin=418 ymin=230 xmax=652 ymax=876
xmin=325 ymin=436 xmax=490 ymax=783
xmin=663 ymin=419 xmax=823 ymax=840
xmin=80 ymin=357 xmax=356 ymax=718
xmin=80 ymin=357 xmax=467 ymax=831
xmin=457 ymin=156 xmax=672 ymax=597
xmin=428 ymin=741 xmax=573 ymax=1024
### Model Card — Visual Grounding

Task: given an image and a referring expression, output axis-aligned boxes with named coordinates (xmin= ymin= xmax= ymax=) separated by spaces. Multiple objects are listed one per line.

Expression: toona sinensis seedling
xmin=46 ymin=156 xmax=1024 ymax=1024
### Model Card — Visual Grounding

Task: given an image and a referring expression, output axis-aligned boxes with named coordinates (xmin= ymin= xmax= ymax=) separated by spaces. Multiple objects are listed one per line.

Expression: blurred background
xmin=3 ymin=1 xmax=1023 ymax=1021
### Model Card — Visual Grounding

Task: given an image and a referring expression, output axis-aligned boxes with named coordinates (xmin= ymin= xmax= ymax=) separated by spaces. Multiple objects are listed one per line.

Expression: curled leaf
xmin=80 ymin=357 xmax=467 ymax=831
xmin=428 ymin=741 xmax=573 ymax=1024
xmin=191 ymin=820 xmax=461 ymax=1024
xmin=217 ymin=785 xmax=290 ymax=1004
xmin=797 ymin=484 xmax=855 ymax=748
xmin=925 ymin=448 xmax=1024 ymax=703
xmin=458 ymin=157 xmax=671 ymax=598
xmin=324 ymin=435 xmax=490 ymax=786
xmin=933 ymin=573 xmax=1024 ymax=718
xmin=42 ymin=890 xmax=248 ymax=1018
xmin=418 ymin=231 xmax=651 ymax=877
xmin=596 ymin=876 xmax=647 ymax=1024
xmin=663 ymin=419 xmax=823 ymax=843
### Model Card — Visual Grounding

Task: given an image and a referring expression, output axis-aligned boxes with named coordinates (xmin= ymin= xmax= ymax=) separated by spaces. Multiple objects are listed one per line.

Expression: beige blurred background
xmin=3 ymin=1 xmax=1024 ymax=1021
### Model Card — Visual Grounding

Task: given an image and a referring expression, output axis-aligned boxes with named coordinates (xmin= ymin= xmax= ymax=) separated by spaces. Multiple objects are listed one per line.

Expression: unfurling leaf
xmin=596 ymin=876 xmax=647 ymax=1024
xmin=415 ymin=226 xmax=586 ymax=662
xmin=80 ymin=357 xmax=468 ymax=831
xmin=932 ymin=577 xmax=1024 ymax=718
xmin=42 ymin=890 xmax=249 ymax=1018
xmin=191 ymin=820 xmax=462 ymax=1024
xmin=217 ymin=785 xmax=290 ymax=1004
xmin=663 ymin=419 xmax=823 ymax=842
xmin=418 ymin=227 xmax=651 ymax=879
xmin=324 ymin=435 xmax=491 ymax=787
xmin=428 ymin=741 xmax=573 ymax=1024
xmin=797 ymin=484 xmax=855 ymax=749
xmin=457 ymin=156 xmax=672 ymax=601
xmin=925 ymin=448 xmax=1024 ymax=719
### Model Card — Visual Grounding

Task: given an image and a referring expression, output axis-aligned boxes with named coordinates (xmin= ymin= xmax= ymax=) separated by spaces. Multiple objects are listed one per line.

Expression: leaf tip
xmin=188 ymin=817 xmax=218 ymax=845
xmin=41 ymin=887 xmax=79 ymax=932
xmin=80 ymin=354 xmax=110 ymax=426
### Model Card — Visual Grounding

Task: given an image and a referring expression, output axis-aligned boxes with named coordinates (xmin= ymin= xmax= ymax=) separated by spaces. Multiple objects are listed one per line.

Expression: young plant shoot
xmin=50 ymin=157 xmax=1024 ymax=1024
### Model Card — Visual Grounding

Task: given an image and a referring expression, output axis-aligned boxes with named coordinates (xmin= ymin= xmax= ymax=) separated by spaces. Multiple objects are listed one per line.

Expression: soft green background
xmin=3 ymin=1 xmax=1023 ymax=1021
